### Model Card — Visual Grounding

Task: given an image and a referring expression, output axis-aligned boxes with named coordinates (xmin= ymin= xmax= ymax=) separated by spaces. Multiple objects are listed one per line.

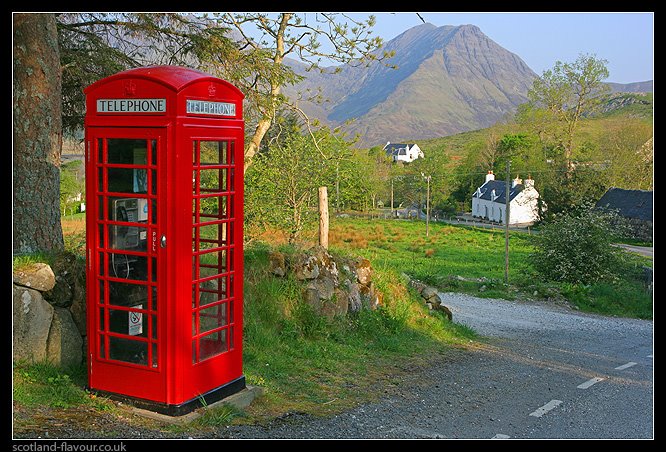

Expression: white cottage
xmin=471 ymin=171 xmax=542 ymax=225
xmin=383 ymin=142 xmax=423 ymax=163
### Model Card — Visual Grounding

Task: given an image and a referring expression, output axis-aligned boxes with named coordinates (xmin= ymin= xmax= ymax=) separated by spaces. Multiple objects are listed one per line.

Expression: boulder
xmin=355 ymin=258 xmax=372 ymax=285
xmin=311 ymin=246 xmax=339 ymax=279
xmin=13 ymin=263 xmax=56 ymax=292
xmin=43 ymin=274 xmax=73 ymax=307
xmin=322 ymin=289 xmax=349 ymax=318
xmin=69 ymin=277 xmax=87 ymax=337
xmin=305 ymin=277 xmax=336 ymax=302
xmin=344 ymin=279 xmax=362 ymax=313
xmin=43 ymin=252 xmax=85 ymax=307
xmin=268 ymin=251 xmax=286 ymax=277
xmin=421 ymin=286 xmax=439 ymax=301
xmin=294 ymin=255 xmax=320 ymax=280
xmin=13 ymin=284 xmax=54 ymax=362
xmin=428 ymin=292 xmax=443 ymax=307
xmin=409 ymin=279 xmax=428 ymax=295
xmin=434 ymin=303 xmax=453 ymax=322
xmin=46 ymin=308 xmax=84 ymax=368
xmin=360 ymin=282 xmax=382 ymax=310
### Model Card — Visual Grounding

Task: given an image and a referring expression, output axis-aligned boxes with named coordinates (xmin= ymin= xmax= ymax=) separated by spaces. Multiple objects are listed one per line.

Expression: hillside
xmin=285 ymin=23 xmax=537 ymax=147
xmin=595 ymin=92 xmax=653 ymax=119
xmin=404 ymin=112 xmax=653 ymax=168
xmin=607 ymin=80 xmax=653 ymax=93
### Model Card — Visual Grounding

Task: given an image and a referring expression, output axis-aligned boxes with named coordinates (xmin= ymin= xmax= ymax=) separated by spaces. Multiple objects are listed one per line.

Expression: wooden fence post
xmin=319 ymin=186 xmax=329 ymax=249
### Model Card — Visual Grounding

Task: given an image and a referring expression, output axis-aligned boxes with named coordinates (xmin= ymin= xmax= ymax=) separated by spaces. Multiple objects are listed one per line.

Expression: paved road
xmin=615 ymin=244 xmax=653 ymax=259
xmin=223 ymin=294 xmax=653 ymax=439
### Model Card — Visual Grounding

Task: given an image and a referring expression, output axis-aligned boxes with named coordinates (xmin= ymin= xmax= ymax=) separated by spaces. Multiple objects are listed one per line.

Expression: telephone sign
xmin=85 ymin=66 xmax=245 ymax=415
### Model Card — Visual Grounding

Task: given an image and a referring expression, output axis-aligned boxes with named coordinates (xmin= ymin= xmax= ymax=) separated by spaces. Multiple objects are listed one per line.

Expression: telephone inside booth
xmin=102 ymin=140 xmax=154 ymax=360
xmin=106 ymin=142 xmax=151 ymax=280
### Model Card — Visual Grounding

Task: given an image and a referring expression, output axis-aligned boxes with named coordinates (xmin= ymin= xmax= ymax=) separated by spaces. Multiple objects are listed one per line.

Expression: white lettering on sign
xmin=97 ymin=98 xmax=166 ymax=113
xmin=186 ymin=99 xmax=236 ymax=117
xmin=152 ymin=231 xmax=157 ymax=253
xmin=129 ymin=305 xmax=143 ymax=336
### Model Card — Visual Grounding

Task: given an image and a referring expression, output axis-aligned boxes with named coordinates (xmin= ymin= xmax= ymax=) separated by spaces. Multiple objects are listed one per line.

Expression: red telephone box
xmin=84 ymin=66 xmax=245 ymax=415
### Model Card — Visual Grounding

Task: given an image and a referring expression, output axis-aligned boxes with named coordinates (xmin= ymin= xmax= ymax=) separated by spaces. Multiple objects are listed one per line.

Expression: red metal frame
xmin=84 ymin=66 xmax=244 ymax=411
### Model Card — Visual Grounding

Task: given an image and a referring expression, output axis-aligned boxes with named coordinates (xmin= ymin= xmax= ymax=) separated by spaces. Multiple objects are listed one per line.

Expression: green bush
xmin=530 ymin=204 xmax=627 ymax=284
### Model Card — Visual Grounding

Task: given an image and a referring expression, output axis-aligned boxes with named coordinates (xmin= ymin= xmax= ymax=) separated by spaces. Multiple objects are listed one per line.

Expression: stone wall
xmin=13 ymin=253 xmax=86 ymax=368
xmin=268 ymin=246 xmax=382 ymax=318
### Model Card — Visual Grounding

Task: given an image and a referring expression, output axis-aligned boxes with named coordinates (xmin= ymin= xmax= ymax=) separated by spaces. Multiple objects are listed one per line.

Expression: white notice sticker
xmin=129 ymin=305 xmax=143 ymax=336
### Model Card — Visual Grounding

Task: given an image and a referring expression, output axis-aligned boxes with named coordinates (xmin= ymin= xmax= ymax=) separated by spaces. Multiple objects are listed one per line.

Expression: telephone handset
xmin=111 ymin=198 xmax=145 ymax=250
xmin=116 ymin=205 xmax=129 ymax=237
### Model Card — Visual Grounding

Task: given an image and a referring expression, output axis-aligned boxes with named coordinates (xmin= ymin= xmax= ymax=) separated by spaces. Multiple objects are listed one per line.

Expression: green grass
xmin=562 ymin=281 xmax=653 ymax=319
xmin=241 ymin=241 xmax=476 ymax=419
xmin=329 ymin=219 xmax=533 ymax=293
xmin=328 ymin=217 xmax=652 ymax=319
xmin=13 ymin=252 xmax=57 ymax=271
xmin=13 ymin=361 xmax=113 ymax=410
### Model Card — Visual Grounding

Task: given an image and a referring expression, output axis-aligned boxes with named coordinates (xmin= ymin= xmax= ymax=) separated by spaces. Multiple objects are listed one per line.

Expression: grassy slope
xmin=240 ymin=242 xmax=476 ymax=421
xmin=391 ymin=97 xmax=653 ymax=162
xmin=327 ymin=218 xmax=652 ymax=319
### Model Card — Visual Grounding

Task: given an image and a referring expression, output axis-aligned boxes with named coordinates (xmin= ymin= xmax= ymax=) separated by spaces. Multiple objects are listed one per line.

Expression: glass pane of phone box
xmin=106 ymin=139 xmax=151 ymax=282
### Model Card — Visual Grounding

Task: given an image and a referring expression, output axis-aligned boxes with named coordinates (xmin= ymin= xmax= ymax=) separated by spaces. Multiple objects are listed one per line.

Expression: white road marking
xmin=577 ymin=377 xmax=605 ymax=389
xmin=647 ymin=354 xmax=653 ymax=358
xmin=615 ymin=362 xmax=637 ymax=370
xmin=492 ymin=434 xmax=511 ymax=439
xmin=529 ymin=400 xmax=563 ymax=418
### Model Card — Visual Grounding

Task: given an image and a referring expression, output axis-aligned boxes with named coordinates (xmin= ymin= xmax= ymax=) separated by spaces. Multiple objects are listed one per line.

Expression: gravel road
xmin=215 ymin=294 xmax=653 ymax=439
xmin=14 ymin=293 xmax=653 ymax=440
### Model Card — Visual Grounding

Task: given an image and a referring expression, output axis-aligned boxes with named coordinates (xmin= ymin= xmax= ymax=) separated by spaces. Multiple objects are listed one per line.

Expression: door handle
xmin=160 ymin=235 xmax=167 ymax=248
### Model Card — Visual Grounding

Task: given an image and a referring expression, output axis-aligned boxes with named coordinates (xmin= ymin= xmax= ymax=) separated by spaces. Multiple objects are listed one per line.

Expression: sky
xmin=332 ymin=12 xmax=653 ymax=84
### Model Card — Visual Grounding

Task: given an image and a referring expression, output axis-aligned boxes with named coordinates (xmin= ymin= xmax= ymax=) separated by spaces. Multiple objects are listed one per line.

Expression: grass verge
xmin=241 ymin=242 xmax=476 ymax=420
xmin=13 ymin=361 xmax=113 ymax=411
xmin=325 ymin=218 xmax=652 ymax=320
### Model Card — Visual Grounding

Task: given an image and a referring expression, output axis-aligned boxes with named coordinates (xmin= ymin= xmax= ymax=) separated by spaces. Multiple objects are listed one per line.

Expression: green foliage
xmin=56 ymin=13 xmax=238 ymax=134
xmin=13 ymin=362 xmax=112 ymax=410
xmin=59 ymin=160 xmax=85 ymax=216
xmin=561 ymin=280 xmax=652 ymax=320
xmin=530 ymin=204 xmax=628 ymax=284
xmin=245 ymin=126 xmax=369 ymax=243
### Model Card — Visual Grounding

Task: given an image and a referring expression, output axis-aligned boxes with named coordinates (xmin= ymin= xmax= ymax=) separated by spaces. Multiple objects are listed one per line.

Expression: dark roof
xmin=596 ymin=187 xmax=653 ymax=221
xmin=384 ymin=143 xmax=415 ymax=155
xmin=473 ymin=180 xmax=523 ymax=204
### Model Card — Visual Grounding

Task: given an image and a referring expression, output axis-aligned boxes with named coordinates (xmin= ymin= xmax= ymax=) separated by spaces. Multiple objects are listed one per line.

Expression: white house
xmin=471 ymin=171 xmax=542 ymax=225
xmin=383 ymin=142 xmax=423 ymax=163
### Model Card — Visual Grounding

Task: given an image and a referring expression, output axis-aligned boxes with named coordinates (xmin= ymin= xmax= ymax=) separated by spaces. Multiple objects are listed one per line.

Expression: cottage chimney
xmin=524 ymin=176 xmax=534 ymax=188
xmin=485 ymin=171 xmax=495 ymax=182
xmin=512 ymin=175 xmax=523 ymax=188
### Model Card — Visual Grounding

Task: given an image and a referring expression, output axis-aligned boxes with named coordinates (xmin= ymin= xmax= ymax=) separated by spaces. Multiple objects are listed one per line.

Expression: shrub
xmin=529 ymin=203 xmax=628 ymax=284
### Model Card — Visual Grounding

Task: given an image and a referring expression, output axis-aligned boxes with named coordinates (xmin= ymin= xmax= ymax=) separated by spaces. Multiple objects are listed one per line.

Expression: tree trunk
xmin=13 ymin=13 xmax=64 ymax=254
xmin=244 ymin=117 xmax=272 ymax=172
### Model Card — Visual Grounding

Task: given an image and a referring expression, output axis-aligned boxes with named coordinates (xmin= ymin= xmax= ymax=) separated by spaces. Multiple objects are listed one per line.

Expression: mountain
xmin=284 ymin=23 xmax=537 ymax=147
xmin=607 ymin=80 xmax=653 ymax=93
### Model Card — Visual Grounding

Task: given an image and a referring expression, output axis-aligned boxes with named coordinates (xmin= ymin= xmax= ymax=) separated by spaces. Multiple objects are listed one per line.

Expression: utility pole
xmin=504 ymin=160 xmax=511 ymax=284
xmin=335 ymin=160 xmax=340 ymax=212
xmin=423 ymin=173 xmax=431 ymax=237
